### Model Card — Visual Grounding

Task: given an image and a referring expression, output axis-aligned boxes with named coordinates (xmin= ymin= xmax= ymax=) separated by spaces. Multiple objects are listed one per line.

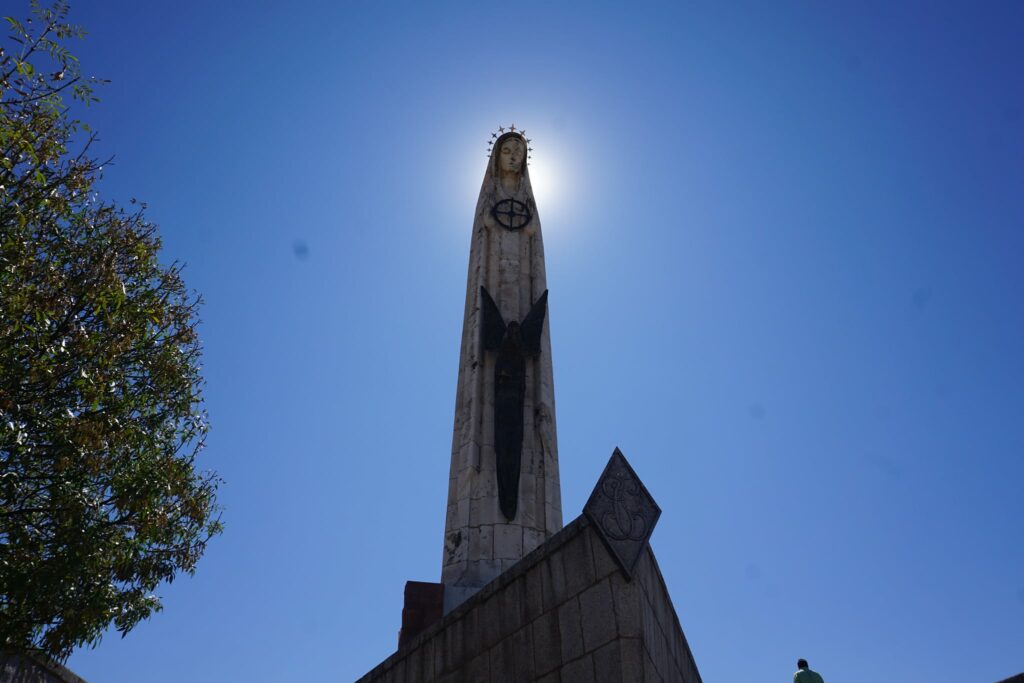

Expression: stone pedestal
xmin=361 ymin=514 xmax=702 ymax=682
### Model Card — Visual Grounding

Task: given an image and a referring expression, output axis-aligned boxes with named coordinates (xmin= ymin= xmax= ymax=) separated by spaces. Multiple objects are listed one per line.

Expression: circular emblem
xmin=491 ymin=199 xmax=532 ymax=231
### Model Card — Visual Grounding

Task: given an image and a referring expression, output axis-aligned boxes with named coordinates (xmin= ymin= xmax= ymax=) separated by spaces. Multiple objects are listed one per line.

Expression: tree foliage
xmin=0 ymin=1 xmax=221 ymax=660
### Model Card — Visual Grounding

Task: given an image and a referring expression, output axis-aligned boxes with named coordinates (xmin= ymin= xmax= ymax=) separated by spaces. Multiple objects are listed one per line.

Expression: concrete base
xmin=0 ymin=652 xmax=87 ymax=683
xmin=357 ymin=515 xmax=702 ymax=682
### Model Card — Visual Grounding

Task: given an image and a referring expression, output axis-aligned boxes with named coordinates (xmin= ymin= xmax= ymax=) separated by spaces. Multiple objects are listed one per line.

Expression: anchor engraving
xmin=599 ymin=472 xmax=647 ymax=542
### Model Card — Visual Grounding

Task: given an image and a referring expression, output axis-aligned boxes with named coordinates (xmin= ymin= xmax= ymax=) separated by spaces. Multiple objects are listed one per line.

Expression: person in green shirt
xmin=794 ymin=658 xmax=825 ymax=683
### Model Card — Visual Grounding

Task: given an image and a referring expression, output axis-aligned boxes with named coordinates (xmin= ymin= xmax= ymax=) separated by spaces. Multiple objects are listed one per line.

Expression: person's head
xmin=497 ymin=136 xmax=526 ymax=174
xmin=797 ymin=659 xmax=809 ymax=670
xmin=484 ymin=131 xmax=533 ymax=199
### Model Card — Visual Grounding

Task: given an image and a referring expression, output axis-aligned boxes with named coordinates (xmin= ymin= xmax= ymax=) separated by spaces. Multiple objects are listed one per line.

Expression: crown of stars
xmin=486 ymin=124 xmax=534 ymax=165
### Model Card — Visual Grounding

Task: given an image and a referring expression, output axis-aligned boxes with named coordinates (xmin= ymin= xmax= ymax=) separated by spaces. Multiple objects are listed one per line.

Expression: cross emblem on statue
xmin=491 ymin=198 xmax=532 ymax=231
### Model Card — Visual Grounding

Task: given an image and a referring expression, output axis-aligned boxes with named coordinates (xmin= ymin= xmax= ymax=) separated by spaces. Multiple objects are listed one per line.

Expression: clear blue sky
xmin=48 ymin=1 xmax=1023 ymax=681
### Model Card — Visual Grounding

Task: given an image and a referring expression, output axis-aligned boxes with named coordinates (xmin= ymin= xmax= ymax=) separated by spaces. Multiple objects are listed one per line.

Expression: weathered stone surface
xmin=403 ymin=646 xmax=424 ymax=682
xmin=592 ymin=639 xmax=624 ymax=683
xmin=0 ymin=653 xmax=87 ymax=683
xmin=579 ymin=579 xmax=617 ymax=652
xmin=421 ymin=639 xmax=436 ymax=680
xmin=509 ymin=626 xmax=536 ymax=682
xmin=563 ymin=532 xmax=597 ymax=598
xmin=541 ymin=553 xmax=567 ymax=610
xmin=489 ymin=639 xmax=513 ymax=683
xmin=480 ymin=594 xmax=501 ymax=650
xmin=557 ymin=596 xmax=584 ymax=662
xmin=591 ymin=523 xmax=621 ymax=579
xmin=495 ymin=524 xmax=524 ymax=560
xmin=469 ymin=525 xmax=494 ymax=561
xmin=358 ymin=515 xmax=702 ymax=683
xmin=523 ymin=564 xmax=544 ymax=622
xmin=443 ymin=617 xmax=464 ymax=669
xmin=643 ymin=650 xmax=660 ymax=683
xmin=531 ymin=609 xmax=561 ymax=676
xmin=619 ymin=638 xmax=645 ymax=682
xmin=431 ymin=632 xmax=445 ymax=677
xmin=470 ymin=496 xmax=500 ymax=527
xmin=560 ymin=654 xmax=595 ymax=682
xmin=390 ymin=658 xmax=405 ymax=683
xmin=523 ymin=527 xmax=546 ymax=555
xmin=584 ymin=449 xmax=661 ymax=581
xmin=462 ymin=605 xmax=481 ymax=656
xmin=612 ymin=575 xmax=642 ymax=638
xmin=465 ymin=651 xmax=489 ymax=681
xmin=498 ymin=579 xmax=524 ymax=639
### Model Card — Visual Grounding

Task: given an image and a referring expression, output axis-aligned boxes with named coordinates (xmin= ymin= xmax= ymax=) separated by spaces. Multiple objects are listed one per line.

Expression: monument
xmin=441 ymin=127 xmax=562 ymax=612
xmin=357 ymin=128 xmax=704 ymax=681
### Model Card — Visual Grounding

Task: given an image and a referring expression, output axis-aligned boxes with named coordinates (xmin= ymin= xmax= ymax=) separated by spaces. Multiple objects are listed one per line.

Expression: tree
xmin=0 ymin=1 xmax=222 ymax=661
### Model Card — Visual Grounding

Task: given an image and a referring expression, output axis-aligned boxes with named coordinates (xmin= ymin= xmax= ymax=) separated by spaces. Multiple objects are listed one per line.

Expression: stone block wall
xmin=0 ymin=653 xmax=87 ymax=683
xmin=357 ymin=515 xmax=701 ymax=682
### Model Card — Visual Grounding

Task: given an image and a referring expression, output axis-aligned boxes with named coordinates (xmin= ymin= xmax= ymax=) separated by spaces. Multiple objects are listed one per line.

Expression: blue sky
xmin=38 ymin=1 xmax=1024 ymax=681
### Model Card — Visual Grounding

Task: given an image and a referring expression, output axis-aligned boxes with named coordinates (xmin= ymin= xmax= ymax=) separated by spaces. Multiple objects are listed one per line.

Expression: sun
xmin=527 ymin=155 xmax=556 ymax=210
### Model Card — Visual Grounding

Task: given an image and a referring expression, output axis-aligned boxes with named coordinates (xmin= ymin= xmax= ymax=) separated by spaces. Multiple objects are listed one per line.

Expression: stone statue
xmin=484 ymin=135 xmax=534 ymax=232
xmin=441 ymin=129 xmax=562 ymax=609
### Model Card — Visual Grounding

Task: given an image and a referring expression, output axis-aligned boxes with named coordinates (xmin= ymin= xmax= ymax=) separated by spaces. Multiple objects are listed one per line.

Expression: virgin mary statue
xmin=441 ymin=131 xmax=562 ymax=604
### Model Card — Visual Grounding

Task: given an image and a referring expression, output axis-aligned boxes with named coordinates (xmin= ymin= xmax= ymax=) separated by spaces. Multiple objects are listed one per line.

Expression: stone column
xmin=441 ymin=130 xmax=562 ymax=612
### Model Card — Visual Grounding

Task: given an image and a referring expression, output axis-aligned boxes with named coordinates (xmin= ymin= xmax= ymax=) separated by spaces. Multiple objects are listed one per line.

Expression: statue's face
xmin=498 ymin=138 xmax=525 ymax=173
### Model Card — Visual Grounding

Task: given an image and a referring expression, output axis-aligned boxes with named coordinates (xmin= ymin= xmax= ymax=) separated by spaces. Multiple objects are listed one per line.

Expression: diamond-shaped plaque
xmin=583 ymin=448 xmax=661 ymax=580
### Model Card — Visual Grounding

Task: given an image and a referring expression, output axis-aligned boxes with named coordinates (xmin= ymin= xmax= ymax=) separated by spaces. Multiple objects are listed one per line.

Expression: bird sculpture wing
xmin=479 ymin=286 xmax=506 ymax=350
xmin=520 ymin=290 xmax=548 ymax=357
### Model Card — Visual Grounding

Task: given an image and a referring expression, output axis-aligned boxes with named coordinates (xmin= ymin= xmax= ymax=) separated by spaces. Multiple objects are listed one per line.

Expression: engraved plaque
xmin=583 ymin=448 xmax=662 ymax=580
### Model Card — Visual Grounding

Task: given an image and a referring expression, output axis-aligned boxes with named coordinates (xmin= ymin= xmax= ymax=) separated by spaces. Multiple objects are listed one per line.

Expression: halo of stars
xmin=486 ymin=124 xmax=534 ymax=166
